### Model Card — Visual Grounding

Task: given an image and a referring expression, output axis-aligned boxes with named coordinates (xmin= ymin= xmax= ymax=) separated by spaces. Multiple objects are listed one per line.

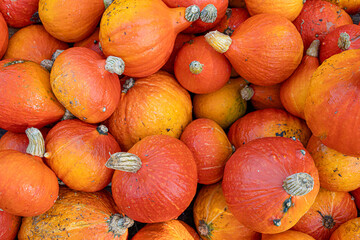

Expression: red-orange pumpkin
xmin=0 ymin=13 xmax=8 ymax=59
xmin=174 ymin=35 xmax=232 ymax=94
xmin=329 ymin=217 xmax=360 ymax=239
xmin=212 ymin=8 xmax=250 ymax=36
xmin=262 ymin=230 xmax=315 ymax=240
xmin=106 ymin=135 xmax=198 ymax=223
xmin=249 ymin=83 xmax=284 ymax=110
xmin=323 ymin=0 xmax=360 ymax=15
xmin=74 ymin=27 xmax=105 ymax=58
xmin=0 ymin=210 xmax=21 ymax=240
xmin=0 ymin=0 xmax=39 ymax=28
xmin=351 ymin=187 xmax=360 ymax=209
xmin=222 ymin=137 xmax=320 ymax=234
xmin=205 ymin=14 xmax=304 ymax=86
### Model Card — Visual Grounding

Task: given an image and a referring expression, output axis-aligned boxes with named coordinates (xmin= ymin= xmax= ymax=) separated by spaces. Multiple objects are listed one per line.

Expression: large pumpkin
xmin=0 ymin=13 xmax=8 ymax=59
xmin=222 ymin=137 xmax=320 ymax=234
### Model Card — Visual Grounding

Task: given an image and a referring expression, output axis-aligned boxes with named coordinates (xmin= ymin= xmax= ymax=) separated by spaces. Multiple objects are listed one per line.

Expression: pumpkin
xmin=319 ymin=24 xmax=360 ymax=63
xmin=0 ymin=0 xmax=38 ymax=28
xmin=262 ymin=230 xmax=315 ymax=240
xmin=292 ymin=188 xmax=357 ymax=240
xmin=44 ymin=119 xmax=121 ymax=192
xmin=293 ymin=0 xmax=353 ymax=49
xmin=174 ymin=35 xmax=232 ymax=94
xmin=244 ymin=0 xmax=303 ymax=21
xmin=351 ymin=187 xmax=360 ymax=211
xmin=280 ymin=40 xmax=320 ymax=119
xmin=38 ymin=0 xmax=105 ymax=42
xmin=193 ymin=77 xmax=248 ymax=129
xmin=74 ymin=27 xmax=105 ymax=58
xmin=205 ymin=14 xmax=304 ymax=86
xmin=211 ymin=7 xmax=250 ymax=36
xmin=222 ymin=137 xmax=320 ymax=234
xmin=107 ymin=71 xmax=192 ymax=151
xmin=4 ymin=24 xmax=69 ymax=64
xmin=50 ymin=47 xmax=122 ymax=124
xmin=329 ymin=217 xmax=360 ymax=239
xmin=132 ymin=220 xmax=200 ymax=239
xmin=229 ymin=0 xmax=246 ymax=8
xmin=227 ymin=108 xmax=312 ymax=150
xmin=180 ymin=118 xmax=233 ymax=185
xmin=249 ymin=83 xmax=284 ymax=110
xmin=106 ymin=135 xmax=198 ymax=223
xmin=99 ymin=0 xmax=201 ymax=78
xmin=0 ymin=13 xmax=8 ymax=59
xmin=323 ymin=0 xmax=360 ymax=14
xmin=304 ymin=49 xmax=360 ymax=157
xmin=0 ymin=211 xmax=21 ymax=240
xmin=18 ymin=186 xmax=133 ymax=240
xmin=0 ymin=128 xmax=59 ymax=217
xmin=306 ymin=135 xmax=360 ymax=192
xmin=0 ymin=59 xmax=65 ymax=133
xmin=193 ymin=182 xmax=261 ymax=240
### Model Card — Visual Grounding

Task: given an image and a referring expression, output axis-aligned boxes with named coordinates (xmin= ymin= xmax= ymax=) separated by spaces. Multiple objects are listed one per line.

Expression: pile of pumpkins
xmin=0 ymin=0 xmax=359 ymax=239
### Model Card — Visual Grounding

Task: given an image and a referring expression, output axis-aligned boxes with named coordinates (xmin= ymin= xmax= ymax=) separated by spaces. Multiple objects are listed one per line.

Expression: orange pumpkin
xmin=205 ymin=14 xmax=303 ymax=86
xmin=0 ymin=210 xmax=21 ymax=240
xmin=249 ymin=83 xmax=284 ymax=110
xmin=0 ymin=13 xmax=8 ymax=59
xmin=280 ymin=40 xmax=320 ymax=119
xmin=38 ymin=0 xmax=105 ymax=42
xmin=50 ymin=47 xmax=122 ymax=124
xmin=212 ymin=8 xmax=250 ymax=36
xmin=99 ymin=0 xmax=201 ymax=77
xmin=262 ymin=230 xmax=315 ymax=240
xmin=329 ymin=217 xmax=360 ymax=239
xmin=223 ymin=137 xmax=320 ymax=234
xmin=0 ymin=0 xmax=38 ymax=28
xmin=323 ymin=0 xmax=360 ymax=14
xmin=18 ymin=186 xmax=133 ymax=240
xmin=174 ymin=35 xmax=232 ymax=94
xmin=292 ymin=188 xmax=357 ymax=240
xmin=107 ymin=71 xmax=192 ymax=151
xmin=74 ymin=27 xmax=105 ymax=58
xmin=4 ymin=24 xmax=69 ymax=64
xmin=193 ymin=182 xmax=261 ymax=240
xmin=304 ymin=49 xmax=360 ymax=157
xmin=132 ymin=220 xmax=200 ymax=239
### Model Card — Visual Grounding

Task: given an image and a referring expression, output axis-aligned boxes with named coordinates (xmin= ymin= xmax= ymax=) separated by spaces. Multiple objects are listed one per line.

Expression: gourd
xmin=0 ymin=0 xmax=39 ymax=28
xmin=329 ymin=218 xmax=360 ymax=239
xmin=249 ymin=84 xmax=284 ymax=110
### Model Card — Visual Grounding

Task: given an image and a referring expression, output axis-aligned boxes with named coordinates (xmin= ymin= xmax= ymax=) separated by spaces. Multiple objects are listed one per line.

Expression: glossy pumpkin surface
xmin=329 ymin=217 xmax=360 ymax=239
xmin=0 ymin=13 xmax=8 ymax=59
xmin=212 ymin=7 xmax=250 ymax=36
xmin=0 ymin=0 xmax=38 ymax=28
xmin=0 ymin=210 xmax=21 ymax=240
xmin=262 ymin=230 xmax=315 ymax=240
xmin=249 ymin=84 xmax=284 ymax=110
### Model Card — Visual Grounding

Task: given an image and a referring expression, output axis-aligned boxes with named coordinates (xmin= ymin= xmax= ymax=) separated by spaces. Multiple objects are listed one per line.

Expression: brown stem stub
xmin=122 ymin=78 xmax=135 ymax=93
xmin=108 ymin=214 xmax=134 ymax=237
xmin=97 ymin=125 xmax=108 ymax=135
xmin=282 ymin=172 xmax=314 ymax=196
xmin=338 ymin=32 xmax=351 ymax=50
xmin=240 ymin=85 xmax=254 ymax=101
xmin=317 ymin=211 xmax=335 ymax=229
xmin=306 ymin=39 xmax=320 ymax=57
xmin=189 ymin=60 xmax=204 ymax=74
xmin=198 ymin=220 xmax=210 ymax=236
xmin=185 ymin=5 xmax=200 ymax=22
xmin=200 ymin=4 xmax=217 ymax=23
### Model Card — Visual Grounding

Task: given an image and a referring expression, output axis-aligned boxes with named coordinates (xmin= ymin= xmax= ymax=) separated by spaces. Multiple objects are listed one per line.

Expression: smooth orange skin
xmin=222 ymin=137 xmax=320 ymax=234
xmin=0 ymin=0 xmax=38 ymax=28
xmin=262 ymin=230 xmax=315 ymax=240
xmin=108 ymin=71 xmax=192 ymax=151
xmin=292 ymin=188 xmax=357 ymax=240
xmin=306 ymin=135 xmax=360 ymax=192
xmin=226 ymin=14 xmax=303 ymax=86
xmin=0 ymin=59 xmax=65 ymax=133
xmin=50 ymin=47 xmax=121 ymax=124
xmin=18 ymin=186 xmax=129 ymax=240
xmin=193 ymin=182 xmax=261 ymax=240
xmin=323 ymin=0 xmax=360 ymax=15
xmin=212 ymin=7 xmax=250 ymax=35
xmin=304 ymin=49 xmax=360 ymax=157
xmin=99 ymin=0 xmax=193 ymax=77
xmin=180 ymin=118 xmax=233 ymax=185
xmin=4 ymin=25 xmax=69 ymax=64
xmin=132 ymin=220 xmax=200 ymax=240
xmin=174 ymin=36 xmax=231 ymax=94
xmin=38 ymin=0 xmax=104 ymax=42
xmin=111 ymin=135 xmax=198 ymax=223
xmin=329 ymin=217 xmax=360 ymax=239
xmin=0 ymin=211 xmax=21 ymax=240
xmin=228 ymin=108 xmax=312 ymax=150
xmin=74 ymin=27 xmax=105 ymax=58
xmin=0 ymin=150 xmax=59 ymax=217
xmin=0 ymin=13 xmax=8 ymax=59
xmin=250 ymin=84 xmax=284 ymax=110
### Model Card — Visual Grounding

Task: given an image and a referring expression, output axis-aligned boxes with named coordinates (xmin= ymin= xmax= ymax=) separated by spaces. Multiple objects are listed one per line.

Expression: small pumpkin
xmin=193 ymin=182 xmax=261 ymax=240
xmin=323 ymin=0 xmax=360 ymax=14
xmin=0 ymin=0 xmax=39 ymax=28
xmin=329 ymin=218 xmax=360 ymax=239
xmin=249 ymin=83 xmax=284 ymax=110
xmin=106 ymin=135 xmax=198 ymax=223
xmin=211 ymin=7 xmax=250 ymax=36
xmin=0 ymin=13 xmax=8 ymax=59
xmin=262 ymin=230 xmax=315 ymax=240
xmin=0 ymin=210 xmax=21 ymax=240
xmin=222 ymin=137 xmax=320 ymax=234
xmin=74 ymin=27 xmax=105 ymax=58
xmin=18 ymin=186 xmax=133 ymax=240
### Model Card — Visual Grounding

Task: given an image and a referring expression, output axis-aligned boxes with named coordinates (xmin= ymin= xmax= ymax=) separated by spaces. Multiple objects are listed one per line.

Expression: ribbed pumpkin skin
xmin=38 ymin=0 xmax=104 ymax=42
xmin=0 ymin=13 xmax=8 ymax=59
xmin=222 ymin=137 xmax=320 ymax=234
xmin=4 ymin=25 xmax=69 ymax=64
xmin=132 ymin=220 xmax=200 ymax=239
xmin=99 ymin=0 xmax=193 ymax=78
xmin=227 ymin=108 xmax=312 ymax=150
xmin=292 ymin=188 xmax=357 ymax=240
xmin=304 ymin=49 xmax=360 ymax=157
xmin=323 ymin=0 xmax=360 ymax=14
xmin=212 ymin=8 xmax=250 ymax=36
xmin=44 ymin=119 xmax=121 ymax=192
xmin=226 ymin=14 xmax=303 ymax=86
xmin=74 ymin=27 xmax=105 ymax=58
xmin=0 ymin=60 xmax=65 ymax=133
xmin=293 ymin=0 xmax=353 ymax=50
xmin=0 ymin=211 xmax=21 ymax=240
xmin=50 ymin=47 xmax=121 ymax=124
xmin=329 ymin=218 xmax=360 ymax=239
xmin=0 ymin=150 xmax=59 ymax=217
xmin=111 ymin=135 xmax=198 ymax=223
xmin=262 ymin=230 xmax=315 ymax=240
xmin=18 ymin=186 xmax=129 ymax=240
xmin=250 ymin=84 xmax=284 ymax=110
xmin=108 ymin=71 xmax=192 ymax=151
xmin=0 ymin=0 xmax=38 ymax=28
xmin=193 ymin=182 xmax=261 ymax=240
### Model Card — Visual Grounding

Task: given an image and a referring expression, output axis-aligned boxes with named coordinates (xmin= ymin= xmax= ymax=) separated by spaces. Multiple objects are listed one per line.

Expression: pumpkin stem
xmin=61 ymin=109 xmax=76 ymax=121
xmin=97 ymin=125 xmax=108 ymax=135
xmin=189 ymin=61 xmax=204 ymax=74
xmin=198 ymin=220 xmax=211 ymax=237
xmin=108 ymin=214 xmax=134 ymax=237
xmin=105 ymin=56 xmax=125 ymax=75
xmin=306 ymin=40 xmax=320 ymax=58
xmin=200 ymin=4 xmax=217 ymax=23
xmin=185 ymin=5 xmax=201 ymax=22
xmin=204 ymin=30 xmax=232 ymax=54
xmin=338 ymin=32 xmax=351 ymax=50
xmin=240 ymin=85 xmax=254 ymax=101
xmin=52 ymin=49 xmax=64 ymax=61
xmin=317 ymin=211 xmax=335 ymax=229
xmin=122 ymin=78 xmax=135 ymax=93
xmin=105 ymin=152 xmax=142 ymax=173
xmin=282 ymin=172 xmax=314 ymax=196
xmin=40 ymin=59 xmax=54 ymax=71
xmin=25 ymin=127 xmax=45 ymax=158
xmin=104 ymin=0 xmax=113 ymax=9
